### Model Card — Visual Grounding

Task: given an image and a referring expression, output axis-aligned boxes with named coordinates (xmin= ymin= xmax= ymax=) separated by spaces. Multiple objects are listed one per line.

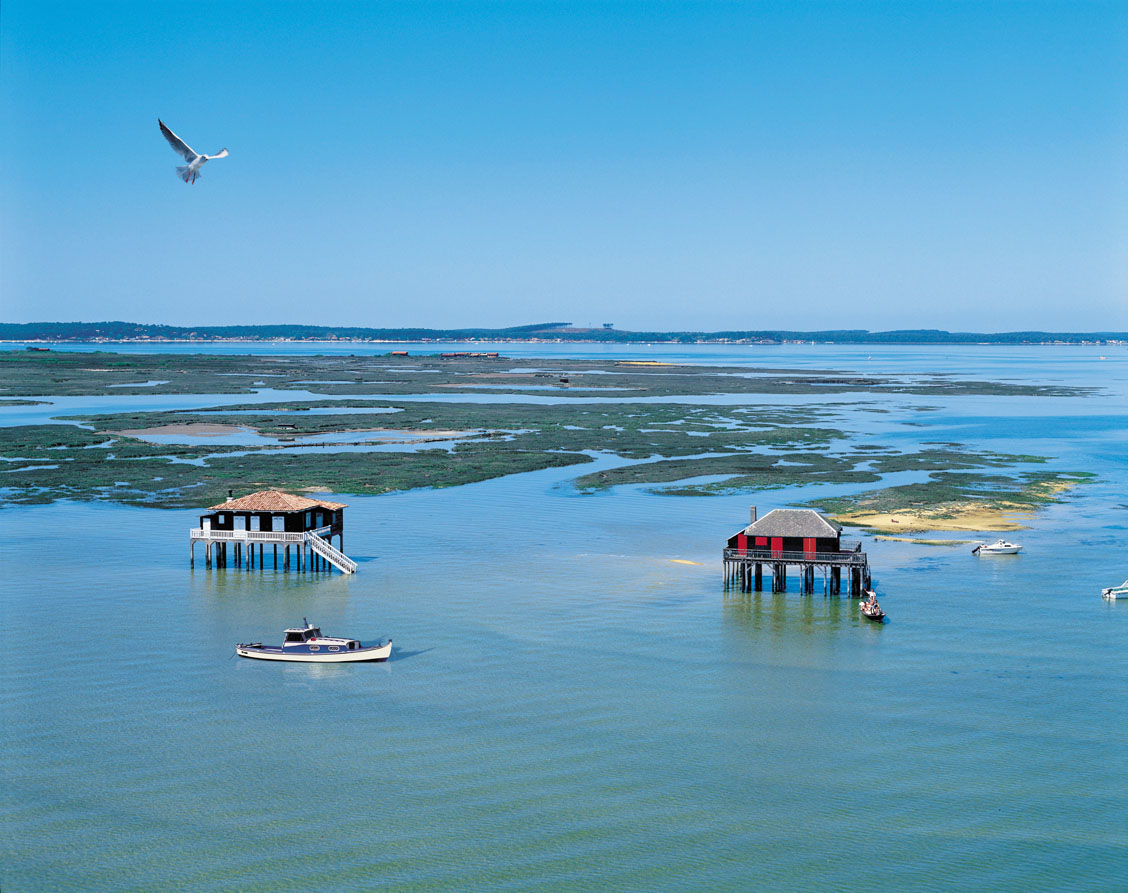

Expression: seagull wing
xmin=159 ymin=119 xmax=198 ymax=161
xmin=208 ymin=148 xmax=229 ymax=160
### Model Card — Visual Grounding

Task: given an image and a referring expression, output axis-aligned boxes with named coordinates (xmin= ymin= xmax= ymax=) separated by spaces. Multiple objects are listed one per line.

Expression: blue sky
xmin=2 ymin=1 xmax=1125 ymax=331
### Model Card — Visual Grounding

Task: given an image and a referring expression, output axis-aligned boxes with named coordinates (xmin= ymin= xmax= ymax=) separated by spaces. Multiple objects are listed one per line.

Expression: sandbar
xmin=120 ymin=423 xmax=246 ymax=437
xmin=834 ymin=507 xmax=1029 ymax=533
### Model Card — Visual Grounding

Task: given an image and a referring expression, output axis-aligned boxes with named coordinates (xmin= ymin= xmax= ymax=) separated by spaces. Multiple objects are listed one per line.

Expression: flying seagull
xmin=158 ymin=119 xmax=228 ymax=184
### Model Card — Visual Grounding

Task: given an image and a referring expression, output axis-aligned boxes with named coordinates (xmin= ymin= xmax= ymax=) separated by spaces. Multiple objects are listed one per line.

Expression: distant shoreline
xmin=3 ymin=320 xmax=1127 ymax=349
xmin=5 ymin=339 xmax=1126 ymax=347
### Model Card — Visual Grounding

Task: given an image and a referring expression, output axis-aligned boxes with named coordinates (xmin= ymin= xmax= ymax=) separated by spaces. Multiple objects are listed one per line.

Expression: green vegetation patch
xmin=0 ymin=423 xmax=592 ymax=508
xmin=2 ymin=402 xmax=847 ymax=507
xmin=572 ymin=445 xmax=1049 ymax=496
xmin=76 ymin=403 xmax=843 ymax=460
xmin=576 ymin=452 xmax=878 ymax=494
xmin=806 ymin=470 xmax=1095 ymax=532
xmin=0 ymin=349 xmax=1092 ymax=399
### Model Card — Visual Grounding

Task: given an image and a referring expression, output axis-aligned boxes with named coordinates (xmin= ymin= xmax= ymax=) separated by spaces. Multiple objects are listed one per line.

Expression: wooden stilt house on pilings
xmin=723 ymin=506 xmax=870 ymax=595
xmin=190 ymin=490 xmax=357 ymax=574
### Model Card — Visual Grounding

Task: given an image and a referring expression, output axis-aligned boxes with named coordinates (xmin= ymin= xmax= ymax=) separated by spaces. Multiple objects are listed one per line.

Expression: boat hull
xmin=859 ymin=595 xmax=885 ymax=622
xmin=974 ymin=541 xmax=1022 ymax=555
xmin=236 ymin=640 xmax=392 ymax=663
xmin=1103 ymin=589 xmax=1127 ymax=600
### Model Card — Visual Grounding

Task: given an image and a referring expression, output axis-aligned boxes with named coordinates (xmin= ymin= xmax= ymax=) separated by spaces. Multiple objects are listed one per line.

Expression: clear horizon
xmin=2 ymin=1 xmax=1125 ymax=331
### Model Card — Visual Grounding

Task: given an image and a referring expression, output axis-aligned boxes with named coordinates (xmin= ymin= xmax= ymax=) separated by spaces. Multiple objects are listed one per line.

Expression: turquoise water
xmin=2 ymin=345 xmax=1126 ymax=890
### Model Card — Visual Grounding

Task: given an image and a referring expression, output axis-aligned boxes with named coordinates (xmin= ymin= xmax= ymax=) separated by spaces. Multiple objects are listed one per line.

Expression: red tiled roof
xmin=208 ymin=490 xmax=347 ymax=512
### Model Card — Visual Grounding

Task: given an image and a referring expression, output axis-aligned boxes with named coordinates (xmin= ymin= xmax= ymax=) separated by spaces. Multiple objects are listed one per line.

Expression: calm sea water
xmin=2 ymin=344 xmax=1126 ymax=890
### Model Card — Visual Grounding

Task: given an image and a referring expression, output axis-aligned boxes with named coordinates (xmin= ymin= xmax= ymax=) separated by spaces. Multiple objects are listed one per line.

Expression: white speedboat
xmin=972 ymin=539 xmax=1022 ymax=555
xmin=1102 ymin=579 xmax=1128 ymax=600
xmin=236 ymin=619 xmax=391 ymax=663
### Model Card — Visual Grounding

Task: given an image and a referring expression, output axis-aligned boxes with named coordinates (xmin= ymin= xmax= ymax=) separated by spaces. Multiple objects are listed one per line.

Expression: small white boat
xmin=236 ymin=619 xmax=391 ymax=663
xmin=1102 ymin=579 xmax=1128 ymax=600
xmin=972 ymin=539 xmax=1022 ymax=555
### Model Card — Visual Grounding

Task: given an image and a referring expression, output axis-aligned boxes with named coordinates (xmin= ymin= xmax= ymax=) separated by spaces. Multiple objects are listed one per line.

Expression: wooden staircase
xmin=305 ymin=531 xmax=357 ymax=574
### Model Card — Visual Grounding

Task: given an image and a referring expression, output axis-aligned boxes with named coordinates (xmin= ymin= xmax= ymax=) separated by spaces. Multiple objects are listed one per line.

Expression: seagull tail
xmin=175 ymin=165 xmax=194 ymax=183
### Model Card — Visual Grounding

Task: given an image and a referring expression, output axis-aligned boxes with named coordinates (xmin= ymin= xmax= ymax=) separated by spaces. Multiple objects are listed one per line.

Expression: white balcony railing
xmin=723 ymin=547 xmax=867 ymax=566
xmin=189 ymin=525 xmax=332 ymax=543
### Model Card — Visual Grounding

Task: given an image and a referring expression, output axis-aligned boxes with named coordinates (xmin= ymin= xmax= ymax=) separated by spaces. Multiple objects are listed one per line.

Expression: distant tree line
xmin=1 ymin=321 xmax=1124 ymax=344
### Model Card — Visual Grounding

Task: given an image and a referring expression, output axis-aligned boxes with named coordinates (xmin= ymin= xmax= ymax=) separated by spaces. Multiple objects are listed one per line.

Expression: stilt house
xmin=190 ymin=489 xmax=356 ymax=574
xmin=723 ymin=506 xmax=870 ymax=595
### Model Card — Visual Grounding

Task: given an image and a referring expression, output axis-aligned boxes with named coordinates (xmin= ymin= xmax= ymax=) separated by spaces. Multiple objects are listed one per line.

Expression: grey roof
xmin=743 ymin=509 xmax=841 ymax=538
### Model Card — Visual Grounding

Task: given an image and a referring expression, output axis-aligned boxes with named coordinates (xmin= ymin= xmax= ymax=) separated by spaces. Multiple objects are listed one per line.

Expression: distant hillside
xmin=1 ymin=321 xmax=1125 ymax=345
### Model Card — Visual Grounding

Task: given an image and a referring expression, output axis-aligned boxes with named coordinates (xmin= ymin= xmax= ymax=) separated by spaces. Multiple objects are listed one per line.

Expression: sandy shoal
xmin=874 ymin=536 xmax=978 ymax=545
xmin=120 ymin=423 xmax=245 ymax=437
xmin=834 ymin=481 xmax=1079 ymax=534
xmin=834 ymin=504 xmax=1033 ymax=534
xmin=306 ymin=428 xmax=468 ymax=439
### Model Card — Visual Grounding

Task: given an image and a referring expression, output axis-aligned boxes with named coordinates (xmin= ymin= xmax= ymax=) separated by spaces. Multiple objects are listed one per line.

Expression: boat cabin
xmin=281 ymin=622 xmax=362 ymax=652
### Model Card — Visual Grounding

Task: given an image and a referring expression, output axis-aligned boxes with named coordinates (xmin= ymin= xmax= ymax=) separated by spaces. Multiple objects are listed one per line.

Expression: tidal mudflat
xmin=2 ymin=343 xmax=1126 ymax=891
xmin=0 ymin=350 xmax=1096 ymax=530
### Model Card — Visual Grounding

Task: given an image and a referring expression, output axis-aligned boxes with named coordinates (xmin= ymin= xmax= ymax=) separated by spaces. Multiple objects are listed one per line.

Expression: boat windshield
xmin=308 ymin=628 xmax=322 ymax=639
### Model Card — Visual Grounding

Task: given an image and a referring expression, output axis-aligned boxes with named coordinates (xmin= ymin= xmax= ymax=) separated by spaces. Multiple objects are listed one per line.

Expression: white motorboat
xmin=236 ymin=619 xmax=391 ymax=663
xmin=1102 ymin=579 xmax=1128 ymax=600
xmin=972 ymin=539 xmax=1022 ymax=555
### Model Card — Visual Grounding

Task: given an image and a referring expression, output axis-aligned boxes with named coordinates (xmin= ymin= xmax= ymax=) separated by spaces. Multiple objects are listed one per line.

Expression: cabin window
xmin=328 ymin=646 xmax=339 ymax=652
xmin=285 ymin=632 xmax=303 ymax=643
xmin=309 ymin=645 xmax=320 ymax=652
xmin=348 ymin=642 xmax=357 ymax=650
